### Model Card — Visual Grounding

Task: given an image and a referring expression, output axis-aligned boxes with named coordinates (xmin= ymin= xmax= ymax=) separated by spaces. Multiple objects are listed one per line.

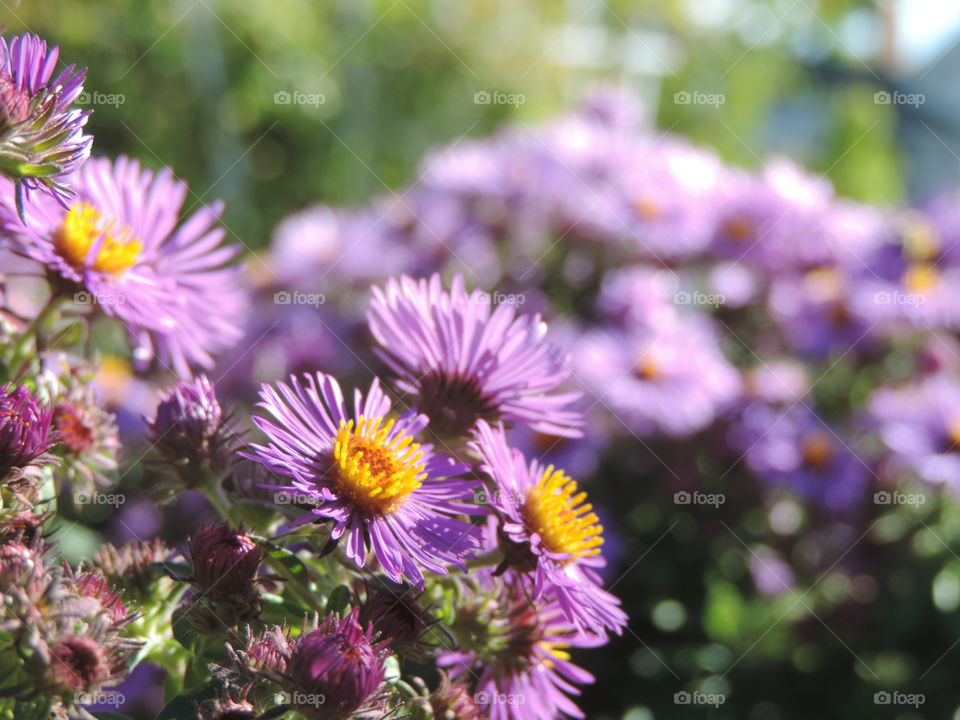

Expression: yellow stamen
xmin=332 ymin=416 xmax=425 ymax=515
xmin=54 ymin=202 xmax=142 ymax=276
xmin=540 ymin=641 xmax=571 ymax=669
xmin=634 ymin=197 xmax=661 ymax=220
xmin=523 ymin=466 xmax=604 ymax=559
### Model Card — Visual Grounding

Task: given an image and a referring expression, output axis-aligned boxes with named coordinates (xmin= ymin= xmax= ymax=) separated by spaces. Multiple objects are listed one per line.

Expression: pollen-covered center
xmin=54 ymin=202 xmax=143 ymax=277
xmin=522 ymin=466 xmax=603 ymax=559
xmin=332 ymin=416 xmax=426 ymax=515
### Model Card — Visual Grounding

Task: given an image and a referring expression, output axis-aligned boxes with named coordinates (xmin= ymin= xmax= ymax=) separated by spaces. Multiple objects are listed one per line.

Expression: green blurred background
xmin=9 ymin=0 xmax=945 ymax=254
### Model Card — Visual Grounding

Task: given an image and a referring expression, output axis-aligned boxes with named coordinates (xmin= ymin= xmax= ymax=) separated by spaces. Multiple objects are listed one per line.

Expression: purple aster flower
xmin=245 ymin=372 xmax=479 ymax=587
xmin=367 ymin=274 xmax=582 ymax=440
xmin=620 ymin=137 xmax=727 ymax=260
xmin=1 ymin=156 xmax=247 ymax=376
xmin=439 ymin=570 xmax=603 ymax=720
xmin=0 ymin=33 xmax=91 ymax=218
xmin=574 ymin=317 xmax=741 ymax=438
xmin=285 ymin=610 xmax=389 ymax=720
xmin=867 ymin=376 xmax=960 ymax=489
xmin=0 ymin=382 xmax=57 ymax=483
xmin=729 ymin=402 xmax=869 ymax=511
xmin=768 ymin=267 xmax=875 ymax=358
xmin=470 ymin=420 xmax=626 ymax=636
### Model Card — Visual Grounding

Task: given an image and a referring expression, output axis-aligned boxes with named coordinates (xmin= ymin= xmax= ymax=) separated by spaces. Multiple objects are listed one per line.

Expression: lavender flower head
xmin=0 ymin=383 xmax=57 ymax=483
xmin=471 ymin=420 xmax=626 ymax=636
xmin=2 ymin=156 xmax=247 ymax=376
xmin=0 ymin=33 xmax=91 ymax=219
xmin=730 ymin=402 xmax=869 ymax=511
xmin=575 ymin=318 xmax=741 ymax=438
xmin=368 ymin=274 xmax=582 ymax=440
xmin=868 ymin=376 xmax=960 ymax=490
xmin=245 ymin=372 xmax=479 ymax=588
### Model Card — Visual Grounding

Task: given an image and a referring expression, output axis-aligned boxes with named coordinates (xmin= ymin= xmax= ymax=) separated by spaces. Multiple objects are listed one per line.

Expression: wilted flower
xmin=422 ymin=671 xmax=483 ymax=720
xmin=93 ymin=538 xmax=173 ymax=600
xmin=2 ymin=156 xmax=247 ymax=376
xmin=358 ymin=582 xmax=435 ymax=657
xmin=246 ymin=372 xmax=479 ymax=588
xmin=471 ymin=420 xmax=626 ymax=636
xmin=0 ymin=382 xmax=57 ymax=485
xmin=37 ymin=353 xmax=120 ymax=490
xmin=368 ymin=273 xmax=581 ymax=440
xmin=0 ymin=33 xmax=91 ymax=218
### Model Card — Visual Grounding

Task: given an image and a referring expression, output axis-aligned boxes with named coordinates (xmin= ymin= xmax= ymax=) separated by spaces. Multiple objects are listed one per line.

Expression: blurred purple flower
xmin=730 ymin=402 xmax=869 ymax=511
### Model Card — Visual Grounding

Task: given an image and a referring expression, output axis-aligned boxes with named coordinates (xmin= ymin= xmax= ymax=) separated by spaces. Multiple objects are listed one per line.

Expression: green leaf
xmin=325 ymin=584 xmax=353 ymax=616
xmin=154 ymin=683 xmax=219 ymax=720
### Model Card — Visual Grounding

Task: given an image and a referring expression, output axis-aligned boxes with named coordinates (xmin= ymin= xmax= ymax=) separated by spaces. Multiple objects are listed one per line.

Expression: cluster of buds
xmin=185 ymin=524 xmax=263 ymax=632
xmin=0 ymin=513 xmax=135 ymax=719
xmin=224 ymin=610 xmax=392 ymax=720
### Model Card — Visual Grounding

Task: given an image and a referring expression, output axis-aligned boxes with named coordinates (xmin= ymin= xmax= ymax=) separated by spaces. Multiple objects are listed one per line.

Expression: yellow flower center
xmin=903 ymin=262 xmax=939 ymax=294
xmin=522 ymin=467 xmax=603 ymax=559
xmin=332 ymin=416 xmax=425 ymax=515
xmin=54 ymin=202 xmax=142 ymax=276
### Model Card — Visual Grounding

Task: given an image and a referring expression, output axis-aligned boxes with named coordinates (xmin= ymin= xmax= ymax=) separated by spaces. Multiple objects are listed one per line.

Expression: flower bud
xmin=0 ymin=383 xmax=56 ymax=483
xmin=286 ymin=609 xmax=388 ymax=719
xmin=147 ymin=375 xmax=231 ymax=479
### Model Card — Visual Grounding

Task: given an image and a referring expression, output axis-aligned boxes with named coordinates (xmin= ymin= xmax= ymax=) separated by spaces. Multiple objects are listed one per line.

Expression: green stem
xmin=466 ymin=547 xmax=505 ymax=570
xmin=9 ymin=293 xmax=64 ymax=368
